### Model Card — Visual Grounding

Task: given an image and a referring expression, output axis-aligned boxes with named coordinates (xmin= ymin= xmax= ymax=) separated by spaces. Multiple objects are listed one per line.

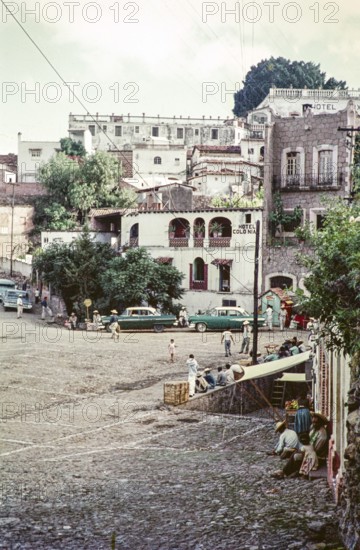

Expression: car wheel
xmin=154 ymin=324 xmax=164 ymax=333
xmin=4 ymin=307 xmax=8 ymax=312
xmin=105 ymin=324 xmax=111 ymax=333
xmin=196 ymin=322 xmax=207 ymax=333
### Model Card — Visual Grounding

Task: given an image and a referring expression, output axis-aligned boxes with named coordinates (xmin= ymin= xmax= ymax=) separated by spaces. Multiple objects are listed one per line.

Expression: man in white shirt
xmin=271 ymin=421 xmax=300 ymax=458
xmin=17 ymin=295 xmax=23 ymax=319
xmin=221 ymin=327 xmax=235 ymax=357
xmin=240 ymin=321 xmax=252 ymax=354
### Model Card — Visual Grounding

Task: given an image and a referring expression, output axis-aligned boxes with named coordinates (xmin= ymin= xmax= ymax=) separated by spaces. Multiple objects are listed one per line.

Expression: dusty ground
xmin=0 ymin=311 xmax=345 ymax=549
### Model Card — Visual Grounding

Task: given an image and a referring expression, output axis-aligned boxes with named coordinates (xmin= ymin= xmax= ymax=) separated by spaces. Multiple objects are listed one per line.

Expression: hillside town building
xmin=262 ymin=101 xmax=359 ymax=291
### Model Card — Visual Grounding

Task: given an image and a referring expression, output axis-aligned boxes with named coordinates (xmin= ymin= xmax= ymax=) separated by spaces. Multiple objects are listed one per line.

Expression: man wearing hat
xmin=309 ymin=412 xmax=329 ymax=463
xmin=93 ymin=310 xmax=102 ymax=330
xmin=272 ymin=412 xmax=329 ymax=479
xmin=202 ymin=368 xmax=216 ymax=389
xmin=269 ymin=420 xmax=300 ymax=459
xmin=109 ymin=309 xmax=119 ymax=340
xmin=240 ymin=321 xmax=251 ymax=354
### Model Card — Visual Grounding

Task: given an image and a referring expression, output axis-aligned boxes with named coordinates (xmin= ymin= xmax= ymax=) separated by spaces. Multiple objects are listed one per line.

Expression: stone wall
xmin=340 ymin=368 xmax=360 ymax=550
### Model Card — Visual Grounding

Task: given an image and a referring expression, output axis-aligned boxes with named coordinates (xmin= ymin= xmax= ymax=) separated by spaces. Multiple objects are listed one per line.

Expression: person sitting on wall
xmin=203 ymin=368 xmax=216 ymax=389
xmin=216 ymin=366 xmax=227 ymax=386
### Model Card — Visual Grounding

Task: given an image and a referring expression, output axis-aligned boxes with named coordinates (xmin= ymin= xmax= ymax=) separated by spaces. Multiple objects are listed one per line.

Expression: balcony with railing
xmin=273 ymin=172 xmax=344 ymax=191
xmin=169 ymin=237 xmax=189 ymax=248
xmin=208 ymin=237 xmax=231 ymax=247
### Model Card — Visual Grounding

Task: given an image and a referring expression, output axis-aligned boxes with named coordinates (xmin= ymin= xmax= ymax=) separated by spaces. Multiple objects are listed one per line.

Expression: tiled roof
xmin=89 ymin=208 xmax=138 ymax=217
xmin=193 ymin=146 xmax=242 ymax=154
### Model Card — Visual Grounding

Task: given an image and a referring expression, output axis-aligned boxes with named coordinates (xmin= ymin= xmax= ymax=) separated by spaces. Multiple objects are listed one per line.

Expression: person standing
xmin=179 ymin=307 xmax=188 ymax=328
xmin=93 ymin=310 xmax=102 ymax=330
xmin=221 ymin=327 xmax=235 ymax=357
xmin=186 ymin=354 xmax=199 ymax=397
xmin=41 ymin=297 xmax=52 ymax=320
xmin=279 ymin=305 xmax=287 ymax=331
xmin=266 ymin=305 xmax=274 ymax=330
xmin=240 ymin=321 xmax=251 ymax=354
xmin=17 ymin=294 xmax=23 ymax=319
xmin=168 ymin=339 xmax=176 ymax=363
xmin=34 ymin=288 xmax=40 ymax=304
xmin=109 ymin=309 xmax=119 ymax=340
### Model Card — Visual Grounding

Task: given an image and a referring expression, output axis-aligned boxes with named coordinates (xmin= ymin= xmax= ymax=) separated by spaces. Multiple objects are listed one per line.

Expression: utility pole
xmin=252 ymin=219 xmax=260 ymax=365
xmin=8 ymin=180 xmax=16 ymax=277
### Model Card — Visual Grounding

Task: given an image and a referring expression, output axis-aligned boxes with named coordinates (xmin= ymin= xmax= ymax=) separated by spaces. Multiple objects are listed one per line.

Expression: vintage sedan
xmin=188 ymin=306 xmax=266 ymax=333
xmin=3 ymin=290 xmax=32 ymax=312
xmin=101 ymin=307 xmax=176 ymax=333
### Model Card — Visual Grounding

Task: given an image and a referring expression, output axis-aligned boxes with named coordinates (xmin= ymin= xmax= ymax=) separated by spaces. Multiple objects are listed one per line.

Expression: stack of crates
xmin=164 ymin=381 xmax=189 ymax=405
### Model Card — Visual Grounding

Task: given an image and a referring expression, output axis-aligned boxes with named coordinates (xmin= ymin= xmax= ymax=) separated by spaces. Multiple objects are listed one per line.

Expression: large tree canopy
xmin=37 ymin=151 xmax=137 ymax=228
xmin=34 ymin=237 xmax=184 ymax=317
xmin=297 ymin=198 xmax=360 ymax=355
xmin=101 ymin=247 xmax=184 ymax=313
xmin=233 ymin=57 xmax=347 ymax=117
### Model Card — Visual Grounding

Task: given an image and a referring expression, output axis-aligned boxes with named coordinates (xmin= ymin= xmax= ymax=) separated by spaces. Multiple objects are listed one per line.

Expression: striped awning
xmin=211 ymin=259 xmax=233 ymax=266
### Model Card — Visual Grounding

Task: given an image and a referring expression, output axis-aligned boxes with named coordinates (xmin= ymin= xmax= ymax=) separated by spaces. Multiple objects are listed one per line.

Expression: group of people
xmin=185 ymin=354 xmax=245 ymax=397
xmin=268 ymin=396 xmax=329 ymax=479
xmin=263 ymin=337 xmax=308 ymax=362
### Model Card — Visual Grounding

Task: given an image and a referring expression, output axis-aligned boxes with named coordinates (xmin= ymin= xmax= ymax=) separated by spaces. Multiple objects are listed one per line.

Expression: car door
xmin=227 ymin=309 xmax=243 ymax=330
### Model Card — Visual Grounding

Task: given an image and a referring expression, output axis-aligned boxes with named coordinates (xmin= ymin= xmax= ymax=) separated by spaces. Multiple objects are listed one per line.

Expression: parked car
xmin=0 ymin=279 xmax=16 ymax=303
xmin=101 ymin=307 xmax=176 ymax=333
xmin=3 ymin=290 xmax=32 ymax=312
xmin=188 ymin=306 xmax=266 ymax=333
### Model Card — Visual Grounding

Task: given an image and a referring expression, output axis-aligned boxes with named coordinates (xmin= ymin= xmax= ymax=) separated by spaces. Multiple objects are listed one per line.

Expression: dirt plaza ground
xmin=0 ymin=311 xmax=345 ymax=549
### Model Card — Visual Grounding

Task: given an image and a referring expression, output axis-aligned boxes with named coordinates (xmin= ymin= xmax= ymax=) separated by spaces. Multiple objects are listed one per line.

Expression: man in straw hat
xmin=92 ymin=309 xmax=102 ymax=331
xmin=239 ymin=320 xmax=251 ymax=354
xmin=109 ymin=309 xmax=119 ymax=340
xmin=271 ymin=412 xmax=329 ymax=479
xmin=267 ymin=420 xmax=300 ymax=459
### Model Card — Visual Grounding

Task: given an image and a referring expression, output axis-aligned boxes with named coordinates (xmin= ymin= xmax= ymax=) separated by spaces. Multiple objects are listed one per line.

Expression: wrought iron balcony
xmin=272 ymin=172 xmax=344 ymax=190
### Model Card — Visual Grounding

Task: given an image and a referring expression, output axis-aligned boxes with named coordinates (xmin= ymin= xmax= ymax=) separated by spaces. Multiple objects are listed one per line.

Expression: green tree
xmin=33 ymin=231 xmax=116 ymax=316
xmin=60 ymin=137 xmax=86 ymax=157
xmin=297 ymin=198 xmax=360 ymax=355
xmin=37 ymin=151 xmax=137 ymax=227
xmin=101 ymin=247 xmax=184 ymax=313
xmin=38 ymin=152 xmax=80 ymax=207
xmin=233 ymin=57 xmax=347 ymax=117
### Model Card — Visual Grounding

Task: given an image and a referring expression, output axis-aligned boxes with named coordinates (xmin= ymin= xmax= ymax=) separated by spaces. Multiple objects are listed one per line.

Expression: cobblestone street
xmin=0 ymin=312 xmax=345 ymax=549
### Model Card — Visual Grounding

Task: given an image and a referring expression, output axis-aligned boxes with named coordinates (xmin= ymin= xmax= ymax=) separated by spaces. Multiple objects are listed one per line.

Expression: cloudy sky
xmin=0 ymin=0 xmax=359 ymax=152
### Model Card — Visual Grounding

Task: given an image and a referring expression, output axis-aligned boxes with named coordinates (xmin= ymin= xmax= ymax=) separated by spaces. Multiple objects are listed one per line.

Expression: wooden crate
xmin=164 ymin=381 xmax=189 ymax=405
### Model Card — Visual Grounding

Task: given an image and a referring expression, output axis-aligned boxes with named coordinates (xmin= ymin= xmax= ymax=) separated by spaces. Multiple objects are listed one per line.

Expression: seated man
xmin=225 ymin=363 xmax=244 ymax=384
xmin=264 ymin=351 xmax=280 ymax=362
xmin=268 ymin=420 xmax=301 ymax=459
xmin=216 ymin=366 xmax=227 ymax=386
xmin=203 ymin=368 xmax=216 ymax=389
xmin=271 ymin=412 xmax=329 ymax=479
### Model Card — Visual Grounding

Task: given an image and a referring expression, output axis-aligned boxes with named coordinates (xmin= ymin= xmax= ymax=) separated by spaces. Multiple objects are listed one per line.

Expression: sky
xmin=0 ymin=0 xmax=359 ymax=153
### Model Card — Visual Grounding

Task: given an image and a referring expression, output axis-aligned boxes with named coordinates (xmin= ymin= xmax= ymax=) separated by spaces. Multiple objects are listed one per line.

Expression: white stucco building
xmin=41 ymin=230 xmax=117 ymax=250
xmin=17 ymin=133 xmax=60 ymax=183
xmin=121 ymin=208 xmax=262 ymax=314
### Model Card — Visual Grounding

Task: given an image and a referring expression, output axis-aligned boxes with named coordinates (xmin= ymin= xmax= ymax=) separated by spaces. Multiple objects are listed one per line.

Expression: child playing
xmin=168 ymin=339 xmax=176 ymax=362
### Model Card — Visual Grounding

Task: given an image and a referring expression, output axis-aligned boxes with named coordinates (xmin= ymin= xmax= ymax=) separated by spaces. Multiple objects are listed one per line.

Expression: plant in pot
xmin=194 ymin=223 xmax=205 ymax=238
xmin=210 ymin=221 xmax=223 ymax=237
xmin=168 ymin=224 xmax=176 ymax=238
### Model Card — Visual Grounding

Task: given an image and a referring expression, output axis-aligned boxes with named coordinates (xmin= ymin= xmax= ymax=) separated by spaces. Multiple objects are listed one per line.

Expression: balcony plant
xmin=210 ymin=221 xmax=223 ymax=237
xmin=194 ymin=222 xmax=205 ymax=238
xmin=168 ymin=224 xmax=176 ymax=238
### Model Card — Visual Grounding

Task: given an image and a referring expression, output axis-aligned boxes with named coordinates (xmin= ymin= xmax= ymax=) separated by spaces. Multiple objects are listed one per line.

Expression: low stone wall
xmin=180 ymin=363 xmax=306 ymax=416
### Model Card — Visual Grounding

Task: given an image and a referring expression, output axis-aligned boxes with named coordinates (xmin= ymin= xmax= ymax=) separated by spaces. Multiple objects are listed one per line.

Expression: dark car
xmin=101 ymin=307 xmax=176 ymax=333
xmin=188 ymin=306 xmax=266 ymax=333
